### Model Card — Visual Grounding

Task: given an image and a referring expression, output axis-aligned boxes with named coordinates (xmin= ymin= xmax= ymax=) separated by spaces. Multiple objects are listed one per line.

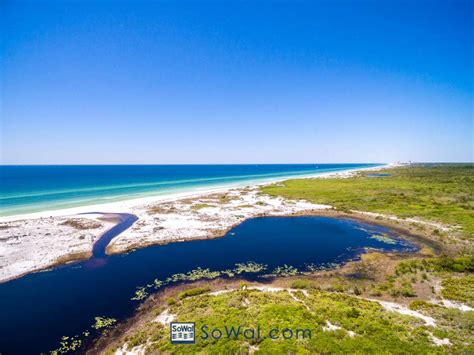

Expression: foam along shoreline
xmin=0 ymin=164 xmax=388 ymax=223
xmin=0 ymin=164 xmax=391 ymax=283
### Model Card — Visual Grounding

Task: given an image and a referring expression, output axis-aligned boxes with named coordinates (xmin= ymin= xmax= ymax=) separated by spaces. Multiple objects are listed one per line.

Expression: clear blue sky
xmin=1 ymin=0 xmax=473 ymax=164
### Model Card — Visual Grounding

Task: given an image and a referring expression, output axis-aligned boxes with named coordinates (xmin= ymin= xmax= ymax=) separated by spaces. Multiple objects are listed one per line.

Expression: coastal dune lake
xmin=0 ymin=216 xmax=417 ymax=354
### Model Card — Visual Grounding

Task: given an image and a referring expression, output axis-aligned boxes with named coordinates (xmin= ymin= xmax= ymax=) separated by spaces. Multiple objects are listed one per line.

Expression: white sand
xmin=438 ymin=299 xmax=473 ymax=312
xmin=368 ymin=298 xmax=437 ymax=327
xmin=154 ymin=309 xmax=176 ymax=325
xmin=429 ymin=332 xmax=451 ymax=346
xmin=0 ymin=164 xmax=388 ymax=223
xmin=356 ymin=211 xmax=452 ymax=232
xmin=0 ymin=214 xmax=116 ymax=283
xmin=322 ymin=321 xmax=356 ymax=337
xmin=115 ymin=343 xmax=147 ymax=355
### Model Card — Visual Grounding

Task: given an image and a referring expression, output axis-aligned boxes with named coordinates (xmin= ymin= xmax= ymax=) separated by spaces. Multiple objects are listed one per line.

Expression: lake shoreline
xmin=87 ymin=226 xmax=438 ymax=355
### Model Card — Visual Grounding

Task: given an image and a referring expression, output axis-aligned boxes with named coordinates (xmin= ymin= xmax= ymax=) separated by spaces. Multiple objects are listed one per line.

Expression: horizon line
xmin=0 ymin=162 xmax=385 ymax=167
xmin=1 ymin=161 xmax=473 ymax=166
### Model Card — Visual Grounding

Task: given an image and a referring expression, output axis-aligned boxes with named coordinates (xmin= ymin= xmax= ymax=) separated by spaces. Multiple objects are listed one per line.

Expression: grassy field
xmin=262 ymin=164 xmax=474 ymax=238
xmin=102 ymin=287 xmax=473 ymax=354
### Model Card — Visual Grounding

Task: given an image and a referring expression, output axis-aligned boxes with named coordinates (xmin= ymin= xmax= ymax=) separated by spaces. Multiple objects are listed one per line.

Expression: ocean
xmin=0 ymin=164 xmax=380 ymax=216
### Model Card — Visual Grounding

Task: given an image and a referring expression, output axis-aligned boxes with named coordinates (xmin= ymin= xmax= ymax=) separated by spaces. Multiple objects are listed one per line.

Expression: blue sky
xmin=1 ymin=0 xmax=473 ymax=164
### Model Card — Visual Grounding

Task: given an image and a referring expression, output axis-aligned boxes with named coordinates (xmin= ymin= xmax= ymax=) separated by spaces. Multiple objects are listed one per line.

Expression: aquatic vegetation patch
xmin=221 ymin=269 xmax=236 ymax=277
xmin=268 ymin=264 xmax=299 ymax=277
xmin=92 ymin=316 xmax=117 ymax=330
xmin=305 ymin=262 xmax=341 ymax=273
xmin=165 ymin=267 xmax=222 ymax=283
xmin=370 ymin=234 xmax=398 ymax=245
xmin=153 ymin=279 xmax=164 ymax=289
xmin=131 ymin=287 xmax=149 ymax=301
xmin=234 ymin=261 xmax=268 ymax=274
xmin=51 ymin=316 xmax=117 ymax=354
xmin=51 ymin=335 xmax=82 ymax=354
xmin=130 ymin=262 xmax=268 ymax=301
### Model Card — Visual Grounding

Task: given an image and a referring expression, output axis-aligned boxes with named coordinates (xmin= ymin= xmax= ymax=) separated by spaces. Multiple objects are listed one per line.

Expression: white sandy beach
xmin=0 ymin=164 xmax=391 ymax=283
xmin=0 ymin=165 xmax=388 ymax=223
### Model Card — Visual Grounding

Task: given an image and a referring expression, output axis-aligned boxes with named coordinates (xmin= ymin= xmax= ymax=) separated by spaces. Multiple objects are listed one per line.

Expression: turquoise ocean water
xmin=0 ymin=164 xmax=380 ymax=216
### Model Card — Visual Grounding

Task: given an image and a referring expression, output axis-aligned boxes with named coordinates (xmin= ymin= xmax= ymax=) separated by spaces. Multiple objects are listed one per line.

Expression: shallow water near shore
xmin=0 ymin=164 xmax=379 ymax=216
xmin=0 ymin=216 xmax=417 ymax=354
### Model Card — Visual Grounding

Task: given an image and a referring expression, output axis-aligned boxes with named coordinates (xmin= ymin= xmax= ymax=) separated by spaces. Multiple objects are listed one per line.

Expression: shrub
xmin=166 ymin=298 xmax=176 ymax=306
xmin=400 ymin=287 xmax=416 ymax=297
xmin=178 ymin=287 xmax=210 ymax=300
xmin=191 ymin=203 xmax=212 ymax=211
xmin=441 ymin=276 xmax=474 ymax=305
xmin=347 ymin=307 xmax=360 ymax=318
xmin=291 ymin=279 xmax=313 ymax=289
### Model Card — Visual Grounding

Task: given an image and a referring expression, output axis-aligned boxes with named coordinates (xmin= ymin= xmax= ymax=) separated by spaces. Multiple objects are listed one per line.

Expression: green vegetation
xmin=191 ymin=203 xmax=213 ymax=211
xmin=441 ymin=276 xmax=474 ymax=307
xmin=396 ymin=257 xmax=474 ymax=274
xmin=130 ymin=261 xmax=349 ymax=303
xmin=290 ymin=279 xmax=315 ymax=289
xmin=52 ymin=316 xmax=117 ymax=354
xmin=92 ymin=316 xmax=117 ymax=330
xmin=389 ymin=257 xmax=474 ymax=305
xmin=51 ymin=335 xmax=82 ymax=354
xmin=409 ymin=300 xmax=473 ymax=344
xmin=262 ymin=164 xmax=474 ymax=237
xmin=369 ymin=233 xmax=398 ymax=244
xmin=234 ymin=262 xmax=267 ymax=274
xmin=219 ymin=194 xmax=234 ymax=204
xmin=269 ymin=264 xmax=299 ymax=277
xmin=108 ymin=289 xmax=472 ymax=353
xmin=130 ymin=263 xmax=268 ymax=301
xmin=131 ymin=286 xmax=148 ymax=301
xmin=166 ymin=267 xmax=222 ymax=283
xmin=178 ymin=287 xmax=211 ymax=299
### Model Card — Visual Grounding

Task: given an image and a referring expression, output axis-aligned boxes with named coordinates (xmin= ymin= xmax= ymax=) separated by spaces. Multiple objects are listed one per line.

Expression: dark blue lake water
xmin=0 ymin=216 xmax=417 ymax=354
